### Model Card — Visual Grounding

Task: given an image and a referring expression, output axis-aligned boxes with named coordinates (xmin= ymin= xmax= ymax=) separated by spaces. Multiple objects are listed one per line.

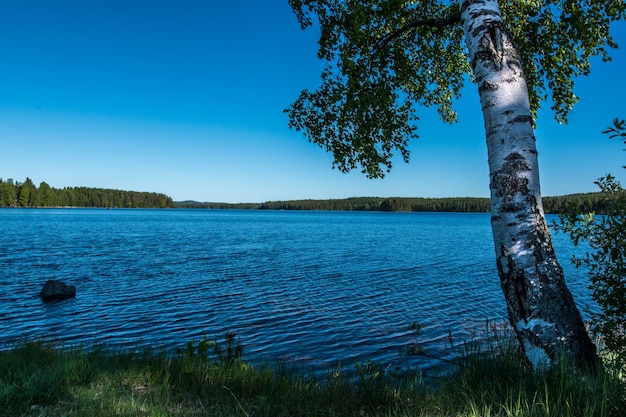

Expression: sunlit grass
xmin=1 ymin=330 xmax=624 ymax=417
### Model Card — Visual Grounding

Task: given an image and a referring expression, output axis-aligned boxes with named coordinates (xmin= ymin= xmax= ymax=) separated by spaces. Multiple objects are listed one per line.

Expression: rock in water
xmin=39 ymin=279 xmax=76 ymax=302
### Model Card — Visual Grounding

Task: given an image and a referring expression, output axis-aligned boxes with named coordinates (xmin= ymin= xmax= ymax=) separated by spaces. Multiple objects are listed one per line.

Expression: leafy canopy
xmin=286 ymin=0 xmax=625 ymax=178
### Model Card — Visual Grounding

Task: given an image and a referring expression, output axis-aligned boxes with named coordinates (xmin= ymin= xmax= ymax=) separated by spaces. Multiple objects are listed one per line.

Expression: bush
xmin=554 ymin=118 xmax=626 ymax=371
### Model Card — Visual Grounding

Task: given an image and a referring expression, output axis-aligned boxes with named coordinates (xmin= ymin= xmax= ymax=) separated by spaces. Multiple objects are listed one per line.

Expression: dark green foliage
xmin=213 ymin=332 xmax=244 ymax=367
xmin=0 ymin=177 xmax=174 ymax=208
xmin=354 ymin=360 xmax=385 ymax=397
xmin=181 ymin=332 xmax=244 ymax=368
xmin=543 ymin=192 xmax=619 ymax=215
xmin=0 ymin=178 xmax=18 ymax=207
xmin=260 ymin=196 xmax=386 ymax=211
xmin=287 ymin=0 xmax=468 ymax=178
xmin=174 ymin=200 xmax=261 ymax=210
xmin=286 ymin=1 xmax=625 ymax=177
xmin=400 ymin=321 xmax=426 ymax=356
xmin=0 ymin=176 xmax=614 ymax=213
xmin=17 ymin=177 xmax=37 ymax=207
xmin=177 ymin=194 xmax=617 ymax=214
xmin=554 ymin=118 xmax=626 ymax=371
xmin=499 ymin=1 xmax=626 ymax=123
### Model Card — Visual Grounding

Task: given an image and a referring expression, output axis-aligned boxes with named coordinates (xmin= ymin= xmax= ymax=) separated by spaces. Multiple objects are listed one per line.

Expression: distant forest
xmin=0 ymin=177 xmax=174 ymax=208
xmin=1 ymin=176 xmax=618 ymax=213
xmin=177 ymin=193 xmax=618 ymax=214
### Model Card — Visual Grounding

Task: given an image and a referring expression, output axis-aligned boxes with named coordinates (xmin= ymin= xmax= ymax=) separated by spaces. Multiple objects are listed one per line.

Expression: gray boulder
xmin=39 ymin=279 xmax=76 ymax=302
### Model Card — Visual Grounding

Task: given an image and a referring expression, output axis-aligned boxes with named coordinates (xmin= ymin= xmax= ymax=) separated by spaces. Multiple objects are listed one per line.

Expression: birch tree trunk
xmin=460 ymin=0 xmax=598 ymax=370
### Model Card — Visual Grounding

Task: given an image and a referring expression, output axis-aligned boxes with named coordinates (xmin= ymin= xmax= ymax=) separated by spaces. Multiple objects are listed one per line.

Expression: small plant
xmin=179 ymin=332 xmax=243 ymax=367
xmin=181 ymin=333 xmax=216 ymax=359
xmin=214 ymin=332 xmax=244 ymax=367
xmin=401 ymin=321 xmax=425 ymax=356
xmin=354 ymin=360 xmax=384 ymax=395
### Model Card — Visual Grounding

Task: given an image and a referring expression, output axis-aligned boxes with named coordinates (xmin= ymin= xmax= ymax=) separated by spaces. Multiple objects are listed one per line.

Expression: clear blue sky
xmin=1 ymin=1 xmax=625 ymax=203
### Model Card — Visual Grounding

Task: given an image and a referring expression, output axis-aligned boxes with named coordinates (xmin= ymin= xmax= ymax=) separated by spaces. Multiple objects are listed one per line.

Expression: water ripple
xmin=0 ymin=209 xmax=594 ymax=374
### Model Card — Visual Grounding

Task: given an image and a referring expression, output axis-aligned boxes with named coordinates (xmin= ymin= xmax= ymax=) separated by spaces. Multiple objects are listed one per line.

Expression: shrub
xmin=554 ymin=118 xmax=626 ymax=371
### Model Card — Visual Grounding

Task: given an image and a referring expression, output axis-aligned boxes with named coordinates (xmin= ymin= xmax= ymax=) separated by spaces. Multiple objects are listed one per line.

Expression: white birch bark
xmin=460 ymin=0 xmax=597 ymax=369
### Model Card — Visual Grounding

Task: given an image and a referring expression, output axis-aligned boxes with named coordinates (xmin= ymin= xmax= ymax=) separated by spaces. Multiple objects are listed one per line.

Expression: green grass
xmin=1 ymin=333 xmax=624 ymax=417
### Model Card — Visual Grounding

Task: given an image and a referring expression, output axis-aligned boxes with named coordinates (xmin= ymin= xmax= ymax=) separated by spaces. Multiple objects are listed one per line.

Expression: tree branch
xmin=373 ymin=10 xmax=462 ymax=55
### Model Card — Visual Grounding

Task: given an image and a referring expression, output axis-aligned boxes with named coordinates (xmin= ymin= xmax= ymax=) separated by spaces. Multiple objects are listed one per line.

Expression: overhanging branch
xmin=373 ymin=10 xmax=462 ymax=55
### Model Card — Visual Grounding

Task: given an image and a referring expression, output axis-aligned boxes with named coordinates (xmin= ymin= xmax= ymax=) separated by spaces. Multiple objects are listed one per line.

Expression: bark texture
xmin=460 ymin=0 xmax=597 ymax=370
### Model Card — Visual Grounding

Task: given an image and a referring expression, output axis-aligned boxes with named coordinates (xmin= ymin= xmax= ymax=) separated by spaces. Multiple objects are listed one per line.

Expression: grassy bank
xmin=1 ymin=334 xmax=624 ymax=417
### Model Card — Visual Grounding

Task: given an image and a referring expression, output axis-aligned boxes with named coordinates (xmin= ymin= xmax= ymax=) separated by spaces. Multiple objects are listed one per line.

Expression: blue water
xmin=0 ymin=209 xmax=593 ymax=373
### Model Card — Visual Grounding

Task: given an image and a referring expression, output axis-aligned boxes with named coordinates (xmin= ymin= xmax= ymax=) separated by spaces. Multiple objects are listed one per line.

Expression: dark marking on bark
xmin=479 ymin=80 xmax=499 ymax=93
xmin=482 ymin=100 xmax=497 ymax=110
xmin=505 ymin=152 xmax=526 ymax=162
xmin=528 ymin=195 xmax=555 ymax=262
xmin=468 ymin=15 xmax=523 ymax=74
xmin=469 ymin=10 xmax=499 ymax=28
xmin=460 ymin=0 xmax=487 ymax=15
xmin=473 ymin=51 xmax=493 ymax=69
xmin=508 ymin=115 xmax=533 ymax=124
xmin=491 ymin=153 xmax=531 ymax=212
xmin=515 ymin=271 xmax=531 ymax=318
xmin=507 ymin=56 xmax=524 ymax=74
xmin=469 ymin=21 xmax=505 ymax=70
xmin=486 ymin=25 xmax=503 ymax=70
xmin=487 ymin=125 xmax=502 ymax=137
xmin=497 ymin=247 xmax=531 ymax=322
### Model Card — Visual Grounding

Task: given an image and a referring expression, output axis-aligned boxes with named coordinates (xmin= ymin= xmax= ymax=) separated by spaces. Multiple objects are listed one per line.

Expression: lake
xmin=0 ymin=208 xmax=593 ymax=374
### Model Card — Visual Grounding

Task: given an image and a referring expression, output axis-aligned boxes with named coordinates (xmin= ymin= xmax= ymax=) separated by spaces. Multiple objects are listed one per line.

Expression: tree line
xmin=3 ymin=176 xmax=619 ymax=213
xmin=176 ymin=193 xmax=620 ymax=214
xmin=0 ymin=178 xmax=174 ymax=208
